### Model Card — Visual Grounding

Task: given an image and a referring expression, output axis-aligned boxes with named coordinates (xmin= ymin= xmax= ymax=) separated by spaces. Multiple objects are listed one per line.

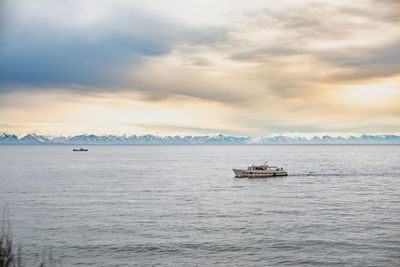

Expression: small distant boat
xmin=233 ymin=161 xmax=287 ymax=178
xmin=73 ymin=148 xmax=88 ymax=152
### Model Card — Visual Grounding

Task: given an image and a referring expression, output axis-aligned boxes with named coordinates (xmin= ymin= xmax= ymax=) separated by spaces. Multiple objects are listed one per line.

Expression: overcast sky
xmin=1 ymin=0 xmax=399 ymax=136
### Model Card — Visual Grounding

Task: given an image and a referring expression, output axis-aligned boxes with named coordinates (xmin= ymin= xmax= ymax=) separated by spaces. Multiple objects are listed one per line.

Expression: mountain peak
xmin=1 ymin=133 xmax=400 ymax=144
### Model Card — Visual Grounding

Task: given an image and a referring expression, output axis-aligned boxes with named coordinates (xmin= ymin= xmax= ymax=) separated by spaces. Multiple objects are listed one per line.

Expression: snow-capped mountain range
xmin=1 ymin=133 xmax=400 ymax=144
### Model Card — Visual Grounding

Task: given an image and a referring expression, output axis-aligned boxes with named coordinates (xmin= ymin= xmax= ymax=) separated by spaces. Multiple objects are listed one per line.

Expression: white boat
xmin=233 ymin=162 xmax=287 ymax=178
xmin=73 ymin=148 xmax=88 ymax=152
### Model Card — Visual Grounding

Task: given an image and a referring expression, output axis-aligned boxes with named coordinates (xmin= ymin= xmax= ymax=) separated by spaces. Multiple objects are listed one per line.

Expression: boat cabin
xmin=247 ymin=164 xmax=283 ymax=171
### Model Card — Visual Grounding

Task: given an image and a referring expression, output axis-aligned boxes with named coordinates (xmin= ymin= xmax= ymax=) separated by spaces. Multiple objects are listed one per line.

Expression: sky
xmin=0 ymin=0 xmax=399 ymax=136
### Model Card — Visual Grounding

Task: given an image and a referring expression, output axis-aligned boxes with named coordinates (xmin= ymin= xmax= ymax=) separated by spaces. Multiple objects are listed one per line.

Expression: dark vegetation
xmin=0 ymin=232 xmax=21 ymax=267
xmin=1 ymin=208 xmax=60 ymax=267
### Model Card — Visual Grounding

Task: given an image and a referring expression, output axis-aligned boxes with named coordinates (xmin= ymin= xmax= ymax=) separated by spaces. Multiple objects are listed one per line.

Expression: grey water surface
xmin=0 ymin=145 xmax=399 ymax=266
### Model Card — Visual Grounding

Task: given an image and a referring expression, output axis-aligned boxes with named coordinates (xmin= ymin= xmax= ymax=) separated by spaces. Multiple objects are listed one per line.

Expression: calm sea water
xmin=0 ymin=145 xmax=399 ymax=266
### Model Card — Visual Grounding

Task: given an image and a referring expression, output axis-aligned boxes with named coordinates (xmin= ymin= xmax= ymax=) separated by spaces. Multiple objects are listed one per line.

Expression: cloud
xmin=1 ymin=0 xmax=399 ymax=135
xmin=0 ymin=0 xmax=227 ymax=90
xmin=0 ymin=1 xmax=174 ymax=88
xmin=2 ymin=0 xmax=398 ymax=101
xmin=222 ymin=1 xmax=400 ymax=99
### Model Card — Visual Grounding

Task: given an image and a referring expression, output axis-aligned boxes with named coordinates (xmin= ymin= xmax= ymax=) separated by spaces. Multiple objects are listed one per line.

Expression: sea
xmin=0 ymin=145 xmax=399 ymax=266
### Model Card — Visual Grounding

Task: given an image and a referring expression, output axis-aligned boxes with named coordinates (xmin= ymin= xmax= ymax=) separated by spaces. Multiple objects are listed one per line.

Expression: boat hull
xmin=233 ymin=169 xmax=288 ymax=178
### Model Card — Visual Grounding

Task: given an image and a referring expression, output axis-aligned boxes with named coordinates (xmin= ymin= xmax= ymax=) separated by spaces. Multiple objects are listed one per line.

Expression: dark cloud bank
xmin=0 ymin=0 xmax=227 ymax=91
